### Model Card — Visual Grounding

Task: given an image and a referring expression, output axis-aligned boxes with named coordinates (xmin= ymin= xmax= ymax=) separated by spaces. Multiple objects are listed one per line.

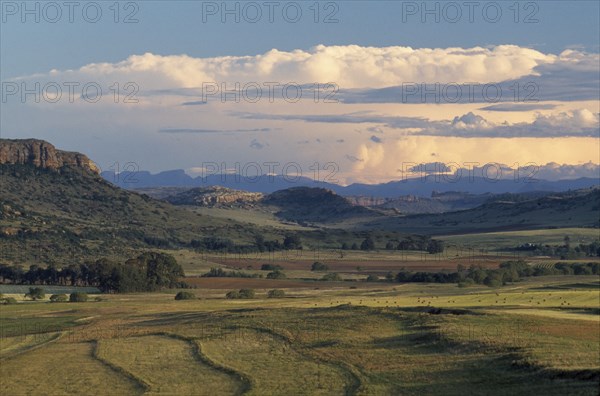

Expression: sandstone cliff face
xmin=167 ymin=186 xmax=263 ymax=207
xmin=346 ymin=196 xmax=389 ymax=207
xmin=0 ymin=139 xmax=99 ymax=174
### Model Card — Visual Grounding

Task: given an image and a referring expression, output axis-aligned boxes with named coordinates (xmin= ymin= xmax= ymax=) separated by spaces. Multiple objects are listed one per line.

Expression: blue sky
xmin=1 ymin=1 xmax=599 ymax=184
xmin=2 ymin=1 xmax=599 ymax=78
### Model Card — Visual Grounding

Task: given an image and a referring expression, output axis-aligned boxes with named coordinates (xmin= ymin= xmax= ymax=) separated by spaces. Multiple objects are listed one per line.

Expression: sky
xmin=1 ymin=0 xmax=599 ymax=184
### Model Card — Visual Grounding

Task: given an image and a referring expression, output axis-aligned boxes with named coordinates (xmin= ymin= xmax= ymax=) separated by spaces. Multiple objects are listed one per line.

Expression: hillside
xmin=365 ymin=188 xmax=600 ymax=235
xmin=0 ymin=140 xmax=266 ymax=265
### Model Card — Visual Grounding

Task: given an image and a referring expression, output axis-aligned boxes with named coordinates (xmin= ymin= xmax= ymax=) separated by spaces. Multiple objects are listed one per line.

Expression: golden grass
xmin=0 ymin=332 xmax=60 ymax=359
xmin=200 ymin=329 xmax=349 ymax=395
xmin=96 ymin=335 xmax=242 ymax=395
xmin=0 ymin=342 xmax=141 ymax=395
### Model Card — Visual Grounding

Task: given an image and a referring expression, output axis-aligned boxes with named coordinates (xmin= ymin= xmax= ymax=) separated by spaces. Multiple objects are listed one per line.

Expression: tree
xmin=175 ymin=291 xmax=195 ymax=300
xmin=49 ymin=294 xmax=68 ymax=302
xmin=351 ymin=243 xmax=359 ymax=250
xmin=385 ymin=241 xmax=396 ymax=250
xmin=225 ymin=290 xmax=240 ymax=299
xmin=341 ymin=242 xmax=349 ymax=250
xmin=267 ymin=289 xmax=285 ymax=298
xmin=134 ymin=252 xmax=185 ymax=291
xmin=283 ymin=235 xmax=302 ymax=250
xmin=321 ymin=273 xmax=342 ymax=281
xmin=483 ymin=273 xmax=503 ymax=287
xmin=564 ymin=235 xmax=571 ymax=250
xmin=239 ymin=289 xmax=255 ymax=299
xmin=360 ymin=236 xmax=375 ymax=251
xmin=69 ymin=292 xmax=88 ymax=302
xmin=261 ymin=264 xmax=283 ymax=271
xmin=311 ymin=262 xmax=328 ymax=271
xmin=366 ymin=274 xmax=379 ymax=282
xmin=25 ymin=287 xmax=45 ymax=301
xmin=266 ymin=270 xmax=286 ymax=279
xmin=427 ymin=240 xmax=444 ymax=254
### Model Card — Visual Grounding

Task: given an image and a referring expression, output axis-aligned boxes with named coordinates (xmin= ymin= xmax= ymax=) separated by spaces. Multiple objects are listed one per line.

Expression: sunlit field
xmin=2 ymin=276 xmax=598 ymax=395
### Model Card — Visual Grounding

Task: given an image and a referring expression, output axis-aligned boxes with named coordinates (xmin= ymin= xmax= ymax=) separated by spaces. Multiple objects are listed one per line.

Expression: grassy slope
xmin=0 ymin=164 xmax=265 ymax=265
xmin=0 ymin=277 xmax=598 ymax=395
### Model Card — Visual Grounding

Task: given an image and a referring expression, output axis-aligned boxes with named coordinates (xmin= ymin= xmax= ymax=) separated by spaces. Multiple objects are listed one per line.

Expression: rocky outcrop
xmin=167 ymin=186 xmax=263 ymax=207
xmin=0 ymin=138 xmax=99 ymax=174
xmin=346 ymin=196 xmax=389 ymax=207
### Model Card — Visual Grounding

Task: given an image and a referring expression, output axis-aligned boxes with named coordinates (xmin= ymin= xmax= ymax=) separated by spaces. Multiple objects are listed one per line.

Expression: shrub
xmin=25 ymin=287 xmax=45 ymax=301
xmin=239 ymin=288 xmax=255 ymax=299
xmin=266 ymin=270 xmax=286 ymax=279
xmin=267 ymin=289 xmax=285 ymax=298
xmin=311 ymin=262 xmax=329 ymax=271
xmin=321 ymin=273 xmax=342 ymax=281
xmin=0 ymin=296 xmax=17 ymax=304
xmin=69 ymin=292 xmax=88 ymax=302
xmin=226 ymin=289 xmax=255 ymax=299
xmin=366 ymin=274 xmax=379 ymax=282
xmin=261 ymin=264 xmax=283 ymax=271
xmin=174 ymin=291 xmax=196 ymax=300
xmin=457 ymin=278 xmax=475 ymax=288
xmin=49 ymin=294 xmax=68 ymax=302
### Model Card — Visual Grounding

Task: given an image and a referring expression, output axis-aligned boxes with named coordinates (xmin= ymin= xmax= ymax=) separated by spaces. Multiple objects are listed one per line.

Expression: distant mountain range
xmin=102 ymin=169 xmax=599 ymax=198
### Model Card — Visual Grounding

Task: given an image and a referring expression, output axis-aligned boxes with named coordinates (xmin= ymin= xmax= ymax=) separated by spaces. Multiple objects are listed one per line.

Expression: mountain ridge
xmin=103 ymin=169 xmax=599 ymax=197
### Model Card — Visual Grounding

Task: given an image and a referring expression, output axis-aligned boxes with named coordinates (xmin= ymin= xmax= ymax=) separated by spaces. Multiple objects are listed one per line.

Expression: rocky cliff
xmin=167 ymin=186 xmax=264 ymax=207
xmin=0 ymin=138 xmax=99 ymax=174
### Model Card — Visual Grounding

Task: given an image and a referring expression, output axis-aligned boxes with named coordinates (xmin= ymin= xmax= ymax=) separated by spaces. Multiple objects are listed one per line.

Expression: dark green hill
xmin=263 ymin=187 xmax=380 ymax=224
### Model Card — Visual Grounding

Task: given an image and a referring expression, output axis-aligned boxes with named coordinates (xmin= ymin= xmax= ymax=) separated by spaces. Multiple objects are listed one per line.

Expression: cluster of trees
xmin=266 ymin=270 xmax=286 ymax=279
xmin=190 ymin=234 xmax=303 ymax=253
xmin=514 ymin=238 xmax=600 ymax=259
xmin=340 ymin=235 xmax=445 ymax=253
xmin=321 ymin=273 xmax=342 ymax=281
xmin=225 ymin=288 xmax=255 ymax=299
xmin=1 ymin=288 xmax=89 ymax=303
xmin=201 ymin=268 xmax=261 ymax=278
xmin=267 ymin=289 xmax=285 ymax=298
xmin=311 ymin=262 xmax=329 ymax=271
xmin=260 ymin=264 xmax=283 ymax=271
xmin=254 ymin=234 xmax=303 ymax=252
xmin=0 ymin=252 xmax=185 ymax=293
xmin=340 ymin=236 xmax=375 ymax=251
xmin=394 ymin=236 xmax=445 ymax=253
xmin=394 ymin=261 xmax=600 ymax=287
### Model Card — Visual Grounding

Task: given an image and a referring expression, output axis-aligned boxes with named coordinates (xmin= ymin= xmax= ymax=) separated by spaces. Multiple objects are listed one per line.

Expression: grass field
xmin=439 ymin=228 xmax=600 ymax=250
xmin=1 ymin=275 xmax=598 ymax=395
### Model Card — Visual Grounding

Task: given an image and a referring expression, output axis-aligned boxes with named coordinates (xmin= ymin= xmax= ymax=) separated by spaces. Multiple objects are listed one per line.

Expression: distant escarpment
xmin=0 ymin=138 xmax=99 ymax=174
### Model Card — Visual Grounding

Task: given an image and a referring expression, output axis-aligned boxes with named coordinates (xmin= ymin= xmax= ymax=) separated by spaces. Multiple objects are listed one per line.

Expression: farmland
xmin=1 ymin=276 xmax=598 ymax=395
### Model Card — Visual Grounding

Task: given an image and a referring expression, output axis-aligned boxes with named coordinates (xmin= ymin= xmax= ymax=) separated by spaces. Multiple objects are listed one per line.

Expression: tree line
xmin=513 ymin=238 xmax=600 ymax=259
xmin=0 ymin=252 xmax=184 ymax=293
xmin=394 ymin=261 xmax=600 ymax=287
